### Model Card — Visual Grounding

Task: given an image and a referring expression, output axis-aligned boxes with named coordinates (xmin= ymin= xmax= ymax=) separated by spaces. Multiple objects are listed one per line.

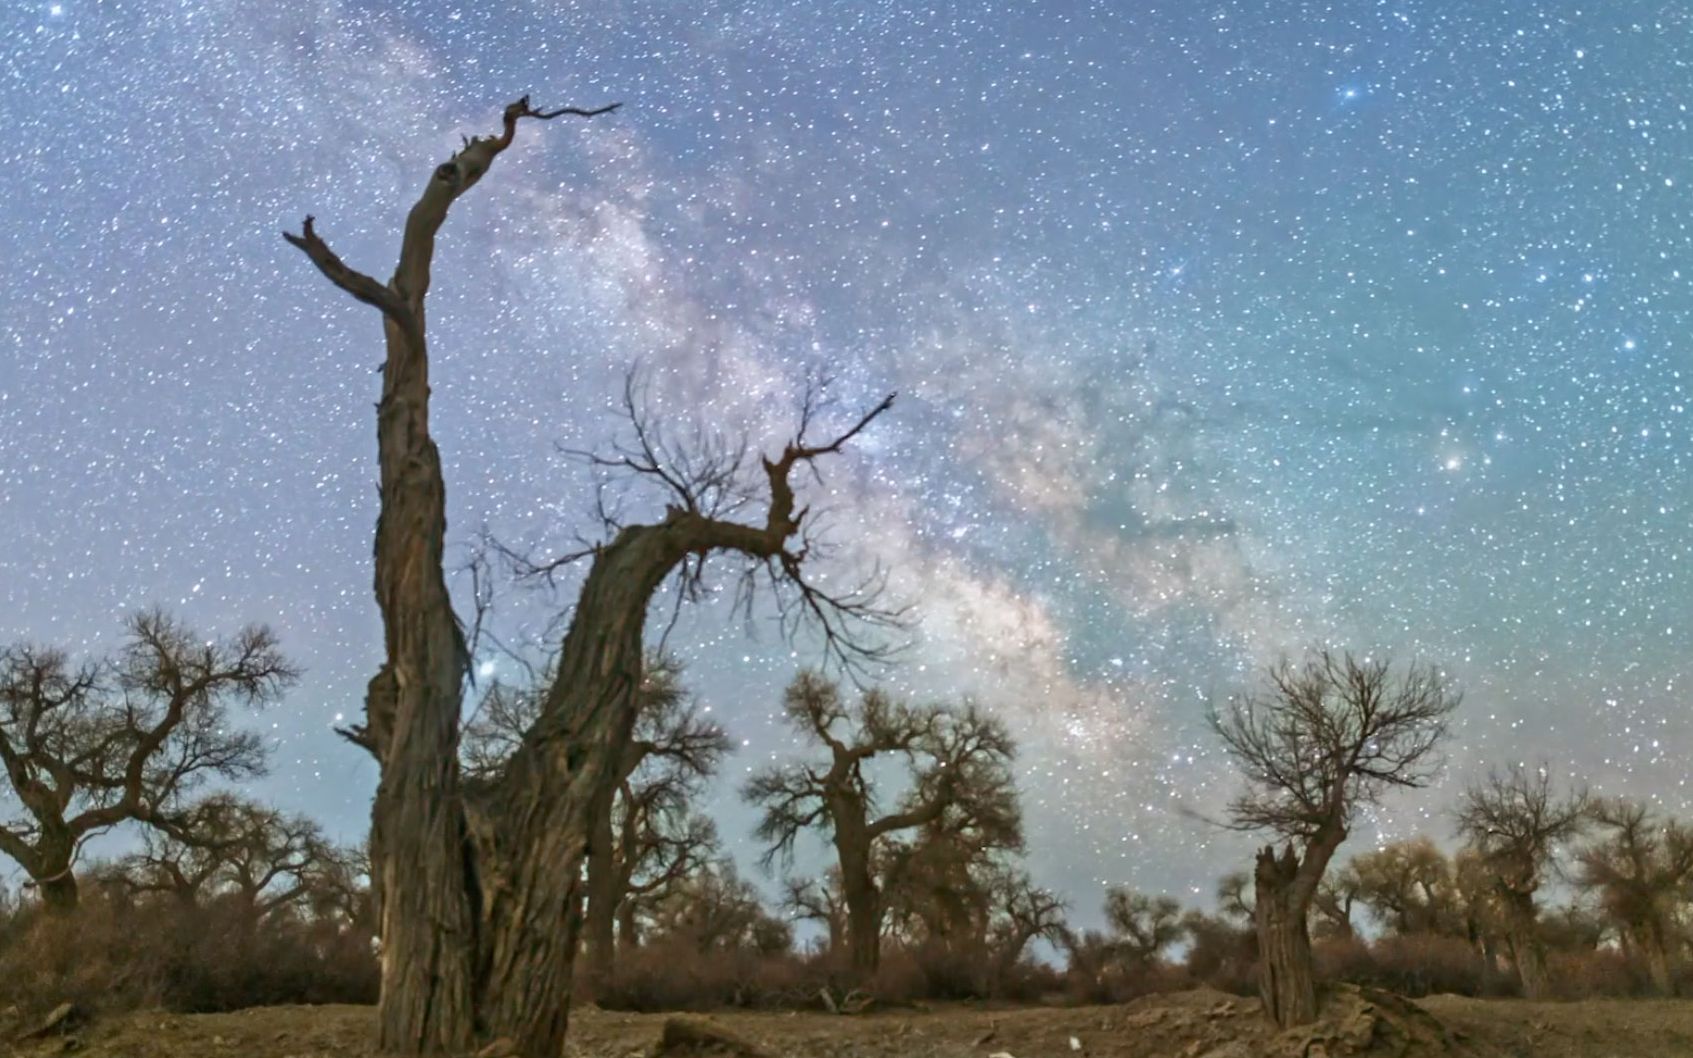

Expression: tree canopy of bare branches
xmin=0 ymin=610 xmax=294 ymax=913
xmin=1210 ymin=647 xmax=1458 ymax=1027
xmin=285 ymin=97 xmax=897 ymax=1056
xmin=1453 ymin=762 xmax=1587 ymax=999
xmin=744 ymin=672 xmax=1020 ymax=980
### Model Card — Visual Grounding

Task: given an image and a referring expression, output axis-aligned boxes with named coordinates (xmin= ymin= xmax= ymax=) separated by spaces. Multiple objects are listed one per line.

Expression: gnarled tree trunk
xmin=1253 ymin=844 xmax=1317 ymax=1028
xmin=1252 ymin=826 xmax=1344 ymax=1030
xmin=288 ymin=97 xmax=887 ymax=1058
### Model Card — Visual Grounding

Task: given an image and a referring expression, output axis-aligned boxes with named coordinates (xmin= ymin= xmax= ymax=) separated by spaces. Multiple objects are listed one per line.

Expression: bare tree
xmin=744 ymin=672 xmax=1019 ymax=980
xmin=986 ymin=871 xmax=1067 ymax=989
xmin=645 ymin=859 xmax=792 ymax=956
xmin=1103 ymin=888 xmax=1184 ymax=963
xmin=784 ymin=871 xmax=850 ymax=955
xmin=1210 ymin=648 xmax=1457 ymax=1027
xmin=0 ymin=611 xmax=294 ymax=913
xmin=111 ymin=793 xmax=335 ymax=924
xmin=1453 ymin=763 xmax=1587 ymax=999
xmin=285 ymin=97 xmax=898 ymax=1055
xmin=1311 ymin=866 xmax=1360 ymax=940
xmin=1575 ymin=797 xmax=1693 ymax=995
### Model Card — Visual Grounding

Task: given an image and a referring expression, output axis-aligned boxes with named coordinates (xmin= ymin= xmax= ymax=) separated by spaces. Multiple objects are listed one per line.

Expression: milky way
xmin=3 ymin=1 xmax=1691 ymax=927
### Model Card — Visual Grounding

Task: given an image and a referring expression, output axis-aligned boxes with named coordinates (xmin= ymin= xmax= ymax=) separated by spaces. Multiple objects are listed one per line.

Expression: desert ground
xmin=12 ymin=988 xmax=1693 ymax=1058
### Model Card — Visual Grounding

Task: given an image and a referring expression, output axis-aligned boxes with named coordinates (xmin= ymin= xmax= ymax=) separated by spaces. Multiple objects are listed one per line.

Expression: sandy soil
xmin=10 ymin=989 xmax=1693 ymax=1058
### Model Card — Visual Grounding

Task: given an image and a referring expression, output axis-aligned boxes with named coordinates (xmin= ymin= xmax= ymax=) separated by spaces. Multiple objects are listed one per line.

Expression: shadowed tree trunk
xmin=1255 ymin=827 xmax=1345 ymax=1028
xmin=1501 ymin=889 xmax=1549 ymax=1000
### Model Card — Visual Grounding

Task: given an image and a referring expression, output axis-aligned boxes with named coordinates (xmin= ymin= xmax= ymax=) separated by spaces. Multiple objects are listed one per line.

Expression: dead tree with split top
xmin=1209 ymin=648 xmax=1457 ymax=1028
xmin=284 ymin=97 xmax=899 ymax=1056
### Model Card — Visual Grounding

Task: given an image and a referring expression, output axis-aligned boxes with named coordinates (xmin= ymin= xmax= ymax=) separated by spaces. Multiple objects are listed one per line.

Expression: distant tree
xmin=111 ymin=793 xmax=335 ymax=924
xmin=744 ymin=672 xmax=1018 ymax=980
xmin=0 ymin=611 xmax=294 ymax=913
xmin=1103 ymin=888 xmax=1185 ymax=964
xmin=783 ymin=870 xmax=849 ymax=954
xmin=646 ymin=860 xmax=792 ymax=956
xmin=1453 ymin=763 xmax=1587 ymax=999
xmin=1348 ymin=838 xmax=1461 ymax=937
xmin=286 ymin=96 xmax=896 ymax=1055
xmin=1216 ymin=870 xmax=1255 ymax=922
xmin=1312 ymin=865 xmax=1361 ymax=940
xmin=1575 ymin=797 xmax=1693 ymax=995
xmin=1180 ymin=907 xmax=1256 ymax=984
xmin=1210 ymin=648 xmax=1457 ymax=1027
xmin=986 ymin=871 xmax=1067 ymax=988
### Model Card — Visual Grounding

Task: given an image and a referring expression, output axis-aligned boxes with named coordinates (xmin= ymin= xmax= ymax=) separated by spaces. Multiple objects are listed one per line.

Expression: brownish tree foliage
xmin=0 ymin=611 xmax=294 ymax=913
xmin=1210 ymin=648 xmax=1457 ymax=1027
xmin=1347 ymin=837 xmax=1462 ymax=938
xmin=285 ymin=98 xmax=896 ymax=1056
xmin=1575 ymin=797 xmax=1693 ymax=995
xmin=744 ymin=672 xmax=1018 ymax=981
xmin=1453 ymin=762 xmax=1587 ymax=1000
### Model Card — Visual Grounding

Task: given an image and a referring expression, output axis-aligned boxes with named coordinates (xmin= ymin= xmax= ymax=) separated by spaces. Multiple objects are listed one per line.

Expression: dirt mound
xmin=648 ymin=1016 xmax=771 ymax=1057
xmin=1260 ymin=985 xmax=1492 ymax=1057
xmin=1097 ymin=985 xmax=1493 ymax=1058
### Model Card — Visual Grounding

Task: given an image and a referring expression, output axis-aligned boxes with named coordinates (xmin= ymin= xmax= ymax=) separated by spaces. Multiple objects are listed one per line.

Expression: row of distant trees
xmin=4 ymin=618 xmax=1690 ymax=1018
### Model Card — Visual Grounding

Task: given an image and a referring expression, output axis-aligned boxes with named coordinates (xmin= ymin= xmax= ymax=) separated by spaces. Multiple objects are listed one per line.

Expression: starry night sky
xmin=3 ymin=1 xmax=1691 ymax=927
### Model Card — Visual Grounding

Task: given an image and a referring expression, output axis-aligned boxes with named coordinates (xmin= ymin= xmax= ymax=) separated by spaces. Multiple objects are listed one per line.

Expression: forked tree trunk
xmin=1253 ymin=844 xmax=1317 ymax=1028
xmin=288 ymin=96 xmax=880 ymax=1058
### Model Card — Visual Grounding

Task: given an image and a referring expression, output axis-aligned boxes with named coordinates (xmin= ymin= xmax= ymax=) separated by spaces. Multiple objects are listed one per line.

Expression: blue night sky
xmin=3 ymin=1 xmax=1691 ymax=927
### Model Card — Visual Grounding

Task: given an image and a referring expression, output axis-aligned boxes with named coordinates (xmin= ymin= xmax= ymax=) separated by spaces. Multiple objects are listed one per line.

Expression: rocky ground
xmin=9 ymin=987 xmax=1693 ymax=1058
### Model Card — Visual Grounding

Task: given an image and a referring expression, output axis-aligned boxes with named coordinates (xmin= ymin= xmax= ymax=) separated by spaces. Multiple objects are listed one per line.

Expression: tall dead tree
xmin=1576 ymin=798 xmax=1693 ymax=995
xmin=1210 ymin=648 xmax=1457 ymax=1027
xmin=744 ymin=672 xmax=1018 ymax=980
xmin=0 ymin=611 xmax=292 ymax=913
xmin=1453 ymin=763 xmax=1586 ymax=1000
xmin=286 ymin=97 xmax=897 ymax=1056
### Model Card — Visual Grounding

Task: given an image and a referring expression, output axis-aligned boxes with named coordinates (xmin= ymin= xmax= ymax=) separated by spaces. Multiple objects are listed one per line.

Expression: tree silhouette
xmin=744 ymin=672 xmax=1018 ymax=980
xmin=285 ymin=97 xmax=897 ymax=1055
xmin=1210 ymin=648 xmax=1457 ymax=1027
xmin=0 ymin=610 xmax=293 ymax=913
xmin=1453 ymin=762 xmax=1587 ymax=999
xmin=1103 ymin=888 xmax=1184 ymax=963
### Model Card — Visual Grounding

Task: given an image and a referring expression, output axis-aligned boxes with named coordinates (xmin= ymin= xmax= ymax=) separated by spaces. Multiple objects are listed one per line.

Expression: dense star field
xmin=2 ymin=1 xmax=1690 ymax=928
